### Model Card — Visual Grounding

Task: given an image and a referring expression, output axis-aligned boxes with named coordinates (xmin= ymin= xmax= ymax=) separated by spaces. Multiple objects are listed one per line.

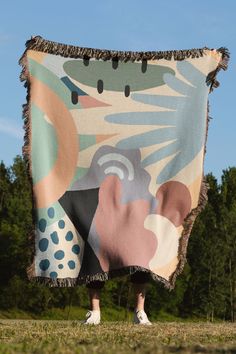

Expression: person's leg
xmin=81 ymin=280 xmax=105 ymax=324
xmin=85 ymin=280 xmax=105 ymax=311
xmin=130 ymin=271 xmax=152 ymax=325
xmin=130 ymin=271 xmax=150 ymax=311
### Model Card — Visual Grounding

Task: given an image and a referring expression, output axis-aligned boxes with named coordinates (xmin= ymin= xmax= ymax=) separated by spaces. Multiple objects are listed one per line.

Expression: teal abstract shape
xmin=35 ymin=201 xmax=66 ymax=228
xmin=61 ymin=76 xmax=87 ymax=95
xmin=31 ymin=103 xmax=58 ymax=184
xmin=28 ymin=57 xmax=82 ymax=109
xmin=79 ymin=134 xmax=96 ymax=151
xmin=68 ymin=166 xmax=89 ymax=189
xmin=113 ymin=60 xmax=209 ymax=185
xmin=63 ymin=59 xmax=175 ymax=91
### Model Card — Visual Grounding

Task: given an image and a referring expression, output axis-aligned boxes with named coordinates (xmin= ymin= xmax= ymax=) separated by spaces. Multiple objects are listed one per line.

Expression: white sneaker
xmin=133 ymin=309 xmax=152 ymax=325
xmin=80 ymin=310 xmax=101 ymax=325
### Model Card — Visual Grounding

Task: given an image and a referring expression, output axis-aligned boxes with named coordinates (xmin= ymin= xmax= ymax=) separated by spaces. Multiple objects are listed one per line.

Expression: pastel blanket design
xmin=18 ymin=35 xmax=229 ymax=289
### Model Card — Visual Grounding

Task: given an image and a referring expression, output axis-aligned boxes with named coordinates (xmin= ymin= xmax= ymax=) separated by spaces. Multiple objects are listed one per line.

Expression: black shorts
xmin=85 ymin=270 xmax=150 ymax=289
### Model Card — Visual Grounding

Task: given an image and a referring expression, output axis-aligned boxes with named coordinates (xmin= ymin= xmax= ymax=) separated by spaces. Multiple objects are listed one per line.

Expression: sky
xmin=0 ymin=0 xmax=235 ymax=184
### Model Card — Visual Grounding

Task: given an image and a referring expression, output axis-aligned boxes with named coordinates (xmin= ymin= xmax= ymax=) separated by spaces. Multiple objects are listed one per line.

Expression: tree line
xmin=0 ymin=155 xmax=235 ymax=321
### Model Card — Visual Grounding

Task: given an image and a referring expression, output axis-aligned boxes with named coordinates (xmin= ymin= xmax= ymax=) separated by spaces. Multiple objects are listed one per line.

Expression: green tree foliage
xmin=220 ymin=167 xmax=236 ymax=321
xmin=0 ymin=155 xmax=235 ymax=321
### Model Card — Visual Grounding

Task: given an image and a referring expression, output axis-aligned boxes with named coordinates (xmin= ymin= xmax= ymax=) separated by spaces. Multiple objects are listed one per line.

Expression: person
xmin=80 ymin=270 xmax=152 ymax=325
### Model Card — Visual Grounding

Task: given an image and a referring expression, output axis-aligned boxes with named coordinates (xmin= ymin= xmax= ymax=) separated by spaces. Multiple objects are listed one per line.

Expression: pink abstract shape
xmin=94 ymin=175 xmax=158 ymax=272
xmin=78 ymin=95 xmax=111 ymax=108
xmin=30 ymin=76 xmax=79 ymax=209
xmin=155 ymin=181 xmax=192 ymax=227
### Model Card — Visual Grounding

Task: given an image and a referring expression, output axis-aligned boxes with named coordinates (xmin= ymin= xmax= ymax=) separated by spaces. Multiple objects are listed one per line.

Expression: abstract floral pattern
xmin=19 ymin=37 xmax=228 ymax=290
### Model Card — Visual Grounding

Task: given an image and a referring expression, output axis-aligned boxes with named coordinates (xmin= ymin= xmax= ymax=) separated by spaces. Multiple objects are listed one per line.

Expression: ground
xmin=0 ymin=320 xmax=236 ymax=353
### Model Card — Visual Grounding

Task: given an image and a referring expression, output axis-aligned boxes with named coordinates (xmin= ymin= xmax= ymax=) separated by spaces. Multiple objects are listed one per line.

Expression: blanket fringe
xmin=206 ymin=47 xmax=230 ymax=92
xmin=18 ymin=35 xmax=230 ymax=291
xmin=24 ymin=265 xmax=175 ymax=289
xmin=18 ymin=50 xmax=37 ymax=281
xmin=167 ymin=44 xmax=230 ymax=289
xmin=19 ymin=34 xmax=226 ymax=63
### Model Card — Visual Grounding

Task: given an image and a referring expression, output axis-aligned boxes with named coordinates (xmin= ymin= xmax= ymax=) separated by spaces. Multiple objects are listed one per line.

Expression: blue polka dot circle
xmin=50 ymin=271 xmax=58 ymax=278
xmin=68 ymin=260 xmax=76 ymax=269
xmin=65 ymin=231 xmax=73 ymax=241
xmin=58 ymin=219 xmax=65 ymax=229
xmin=47 ymin=207 xmax=55 ymax=219
xmin=38 ymin=218 xmax=47 ymax=232
xmin=50 ymin=231 xmax=59 ymax=244
xmin=54 ymin=250 xmax=65 ymax=260
xmin=72 ymin=244 xmax=80 ymax=254
xmin=39 ymin=259 xmax=50 ymax=271
xmin=39 ymin=238 xmax=49 ymax=252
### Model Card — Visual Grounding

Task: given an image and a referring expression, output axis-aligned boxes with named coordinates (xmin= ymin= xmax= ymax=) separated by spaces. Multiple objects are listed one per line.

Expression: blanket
xmin=18 ymin=35 xmax=229 ymax=290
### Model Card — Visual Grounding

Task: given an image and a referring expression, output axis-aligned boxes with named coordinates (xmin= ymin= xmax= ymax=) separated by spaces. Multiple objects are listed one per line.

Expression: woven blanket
xmin=18 ymin=35 xmax=229 ymax=290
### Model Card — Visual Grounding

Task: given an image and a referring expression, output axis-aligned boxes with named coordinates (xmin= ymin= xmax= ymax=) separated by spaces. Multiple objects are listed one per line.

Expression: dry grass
xmin=0 ymin=320 xmax=236 ymax=353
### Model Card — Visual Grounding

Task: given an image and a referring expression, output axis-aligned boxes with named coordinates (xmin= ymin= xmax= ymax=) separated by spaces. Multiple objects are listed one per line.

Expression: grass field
xmin=0 ymin=319 xmax=236 ymax=353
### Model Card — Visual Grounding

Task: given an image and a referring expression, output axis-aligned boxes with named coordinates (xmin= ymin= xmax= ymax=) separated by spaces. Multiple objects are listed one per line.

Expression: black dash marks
xmin=124 ymin=85 xmax=130 ymax=97
xmin=141 ymin=59 xmax=147 ymax=73
xmin=97 ymin=80 xmax=103 ymax=94
xmin=71 ymin=91 xmax=78 ymax=104
xmin=112 ymin=57 xmax=119 ymax=70
xmin=83 ymin=56 xmax=90 ymax=66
